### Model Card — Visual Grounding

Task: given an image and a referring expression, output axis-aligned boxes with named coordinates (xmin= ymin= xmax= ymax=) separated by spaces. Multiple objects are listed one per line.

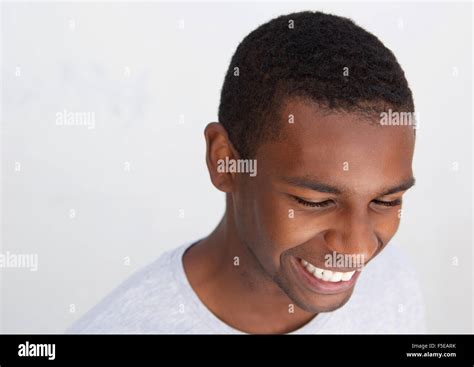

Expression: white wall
xmin=1 ymin=1 xmax=472 ymax=333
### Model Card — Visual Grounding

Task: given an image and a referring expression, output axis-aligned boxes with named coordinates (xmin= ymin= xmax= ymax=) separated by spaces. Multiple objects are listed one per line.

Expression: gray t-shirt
xmin=67 ymin=242 xmax=425 ymax=334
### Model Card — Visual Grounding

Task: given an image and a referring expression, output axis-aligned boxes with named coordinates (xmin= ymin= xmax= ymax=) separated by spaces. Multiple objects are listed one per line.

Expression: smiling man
xmin=68 ymin=11 xmax=425 ymax=334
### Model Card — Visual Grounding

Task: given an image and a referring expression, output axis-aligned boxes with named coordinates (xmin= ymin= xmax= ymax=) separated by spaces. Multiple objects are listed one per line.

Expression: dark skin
xmin=183 ymin=97 xmax=416 ymax=334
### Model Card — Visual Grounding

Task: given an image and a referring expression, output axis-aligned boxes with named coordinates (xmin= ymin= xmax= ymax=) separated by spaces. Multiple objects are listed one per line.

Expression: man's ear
xmin=204 ymin=122 xmax=239 ymax=193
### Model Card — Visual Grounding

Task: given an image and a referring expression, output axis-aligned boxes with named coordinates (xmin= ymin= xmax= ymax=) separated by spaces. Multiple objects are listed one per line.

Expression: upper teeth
xmin=300 ymin=259 xmax=356 ymax=282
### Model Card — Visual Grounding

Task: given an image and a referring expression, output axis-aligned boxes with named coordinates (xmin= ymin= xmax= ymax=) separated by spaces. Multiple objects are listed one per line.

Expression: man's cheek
xmin=374 ymin=212 xmax=402 ymax=243
xmin=257 ymin=197 xmax=299 ymax=242
xmin=252 ymin=198 xmax=299 ymax=264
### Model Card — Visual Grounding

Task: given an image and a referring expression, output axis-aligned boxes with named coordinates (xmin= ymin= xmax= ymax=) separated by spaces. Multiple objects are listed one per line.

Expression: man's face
xmin=232 ymin=98 xmax=416 ymax=313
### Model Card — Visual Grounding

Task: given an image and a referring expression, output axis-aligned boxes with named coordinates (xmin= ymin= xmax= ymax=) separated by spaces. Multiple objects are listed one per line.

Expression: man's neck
xmin=182 ymin=213 xmax=317 ymax=334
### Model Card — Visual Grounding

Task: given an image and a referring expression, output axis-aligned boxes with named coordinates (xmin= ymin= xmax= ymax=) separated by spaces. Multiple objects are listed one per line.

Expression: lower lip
xmin=291 ymin=257 xmax=361 ymax=295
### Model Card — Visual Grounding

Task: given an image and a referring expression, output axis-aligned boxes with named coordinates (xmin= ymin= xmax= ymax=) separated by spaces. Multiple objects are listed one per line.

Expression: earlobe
xmin=204 ymin=122 xmax=238 ymax=193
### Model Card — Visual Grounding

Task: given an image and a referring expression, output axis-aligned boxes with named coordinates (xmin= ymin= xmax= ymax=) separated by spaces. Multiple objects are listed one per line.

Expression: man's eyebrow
xmin=280 ymin=176 xmax=342 ymax=194
xmin=378 ymin=177 xmax=416 ymax=196
xmin=280 ymin=176 xmax=416 ymax=196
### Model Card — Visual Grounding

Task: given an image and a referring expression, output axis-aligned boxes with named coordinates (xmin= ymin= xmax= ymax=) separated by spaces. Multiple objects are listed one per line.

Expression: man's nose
xmin=324 ymin=208 xmax=380 ymax=263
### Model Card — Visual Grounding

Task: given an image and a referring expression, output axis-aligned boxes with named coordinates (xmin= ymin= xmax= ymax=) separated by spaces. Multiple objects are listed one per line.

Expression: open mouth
xmin=300 ymin=259 xmax=357 ymax=282
xmin=292 ymin=257 xmax=361 ymax=295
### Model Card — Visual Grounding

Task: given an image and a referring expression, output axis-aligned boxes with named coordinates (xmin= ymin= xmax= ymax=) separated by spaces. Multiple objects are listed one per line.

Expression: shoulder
xmin=66 ymin=244 xmax=193 ymax=334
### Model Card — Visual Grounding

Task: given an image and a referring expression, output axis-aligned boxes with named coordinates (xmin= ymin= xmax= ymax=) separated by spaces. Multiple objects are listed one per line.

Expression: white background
xmin=1 ymin=1 xmax=472 ymax=333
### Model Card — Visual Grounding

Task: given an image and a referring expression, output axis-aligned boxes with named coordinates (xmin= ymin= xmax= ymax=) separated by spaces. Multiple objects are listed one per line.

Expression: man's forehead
xmin=274 ymin=98 xmax=415 ymax=156
xmin=257 ymin=99 xmax=415 ymax=194
xmin=282 ymin=99 xmax=390 ymax=136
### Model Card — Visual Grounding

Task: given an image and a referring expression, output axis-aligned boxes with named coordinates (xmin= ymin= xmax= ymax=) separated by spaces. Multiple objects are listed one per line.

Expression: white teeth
xmin=300 ymin=259 xmax=357 ymax=283
xmin=341 ymin=271 xmax=356 ymax=281
xmin=330 ymin=272 xmax=343 ymax=282
xmin=322 ymin=270 xmax=332 ymax=281
xmin=314 ymin=267 xmax=324 ymax=278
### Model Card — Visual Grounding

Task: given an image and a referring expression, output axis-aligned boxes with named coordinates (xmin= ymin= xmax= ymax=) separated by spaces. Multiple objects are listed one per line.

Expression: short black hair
xmin=218 ymin=11 xmax=415 ymax=158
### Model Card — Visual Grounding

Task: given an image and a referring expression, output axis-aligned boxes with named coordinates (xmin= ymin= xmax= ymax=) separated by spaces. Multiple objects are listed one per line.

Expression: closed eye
xmin=372 ymin=199 xmax=402 ymax=207
xmin=292 ymin=196 xmax=333 ymax=208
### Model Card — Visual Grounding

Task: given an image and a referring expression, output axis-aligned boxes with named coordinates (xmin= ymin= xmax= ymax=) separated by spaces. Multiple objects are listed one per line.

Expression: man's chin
xmin=275 ymin=272 xmax=356 ymax=314
xmin=292 ymin=288 xmax=355 ymax=314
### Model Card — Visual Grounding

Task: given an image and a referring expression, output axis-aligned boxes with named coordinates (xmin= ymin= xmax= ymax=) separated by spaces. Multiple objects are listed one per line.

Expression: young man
xmin=68 ymin=11 xmax=424 ymax=334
